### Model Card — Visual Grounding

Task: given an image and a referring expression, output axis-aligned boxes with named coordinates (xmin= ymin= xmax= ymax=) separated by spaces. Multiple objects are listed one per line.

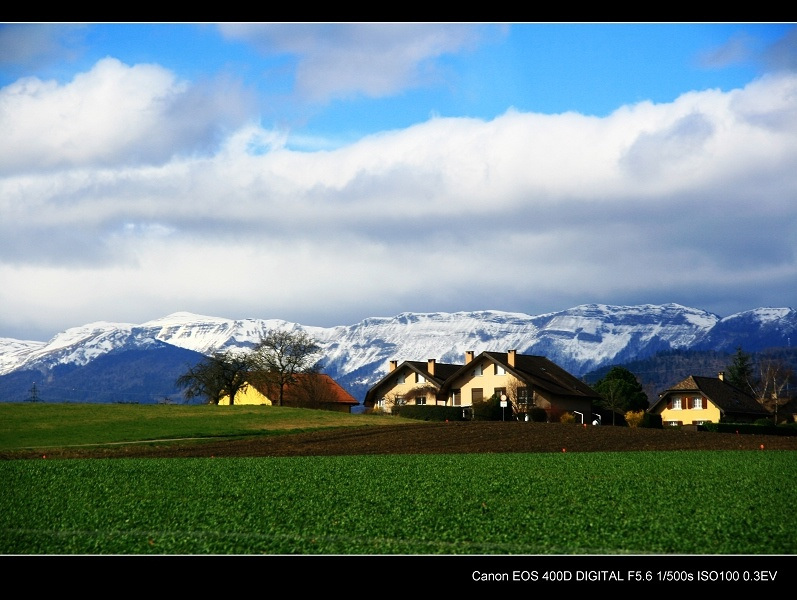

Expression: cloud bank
xmin=1 ymin=51 xmax=796 ymax=340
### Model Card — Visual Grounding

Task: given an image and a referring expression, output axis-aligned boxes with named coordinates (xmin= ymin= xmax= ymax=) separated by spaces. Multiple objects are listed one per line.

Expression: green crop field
xmin=4 ymin=451 xmax=795 ymax=555
xmin=2 ymin=403 xmax=796 ymax=556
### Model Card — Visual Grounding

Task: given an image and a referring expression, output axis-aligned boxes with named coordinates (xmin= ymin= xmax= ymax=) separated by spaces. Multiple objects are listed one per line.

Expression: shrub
xmin=559 ymin=412 xmax=575 ymax=424
xmin=394 ymin=405 xmax=466 ymax=421
xmin=529 ymin=407 xmax=548 ymax=422
xmin=472 ymin=394 xmax=508 ymax=421
xmin=625 ymin=410 xmax=645 ymax=428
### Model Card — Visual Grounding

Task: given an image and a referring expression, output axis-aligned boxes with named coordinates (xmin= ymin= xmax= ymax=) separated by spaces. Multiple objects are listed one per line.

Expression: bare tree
xmin=504 ymin=377 xmax=531 ymax=420
xmin=176 ymin=350 xmax=252 ymax=405
xmin=379 ymin=391 xmax=408 ymax=413
xmin=402 ymin=383 xmax=439 ymax=406
xmin=249 ymin=329 xmax=321 ymax=407
xmin=756 ymin=356 xmax=794 ymax=422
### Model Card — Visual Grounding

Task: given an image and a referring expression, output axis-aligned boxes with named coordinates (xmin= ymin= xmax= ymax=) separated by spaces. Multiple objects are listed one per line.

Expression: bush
xmin=625 ymin=410 xmax=645 ymax=428
xmin=702 ymin=422 xmax=797 ymax=436
xmin=394 ymin=405 xmax=467 ymax=421
xmin=559 ymin=412 xmax=575 ymax=424
xmin=472 ymin=395 xmax=507 ymax=421
xmin=529 ymin=407 xmax=548 ymax=422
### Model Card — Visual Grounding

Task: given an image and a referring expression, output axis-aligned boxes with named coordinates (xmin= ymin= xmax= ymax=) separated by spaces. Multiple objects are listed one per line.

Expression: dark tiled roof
xmin=434 ymin=351 xmax=600 ymax=400
xmin=483 ymin=352 xmax=602 ymax=399
xmin=403 ymin=360 xmax=461 ymax=386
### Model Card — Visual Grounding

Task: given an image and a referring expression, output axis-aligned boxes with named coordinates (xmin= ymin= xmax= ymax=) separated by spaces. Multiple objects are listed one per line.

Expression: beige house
xmin=363 ymin=358 xmax=462 ymax=413
xmin=647 ymin=372 xmax=770 ymax=426
xmin=440 ymin=350 xmax=601 ymax=421
xmin=364 ymin=349 xmax=601 ymax=422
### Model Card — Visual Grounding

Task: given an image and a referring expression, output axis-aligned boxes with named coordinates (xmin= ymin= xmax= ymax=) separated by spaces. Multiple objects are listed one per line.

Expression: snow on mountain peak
xmin=722 ymin=307 xmax=792 ymax=323
xmin=1 ymin=304 xmax=794 ymax=390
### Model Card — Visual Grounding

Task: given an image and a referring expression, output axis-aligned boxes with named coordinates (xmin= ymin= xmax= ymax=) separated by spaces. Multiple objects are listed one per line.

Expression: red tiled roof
xmin=250 ymin=372 xmax=358 ymax=405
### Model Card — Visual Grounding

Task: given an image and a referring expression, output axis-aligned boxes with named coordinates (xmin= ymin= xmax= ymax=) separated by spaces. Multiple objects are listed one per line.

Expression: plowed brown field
xmin=5 ymin=421 xmax=797 ymax=459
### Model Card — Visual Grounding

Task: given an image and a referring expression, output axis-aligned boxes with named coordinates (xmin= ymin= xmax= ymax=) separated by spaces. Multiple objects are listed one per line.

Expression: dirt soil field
xmin=5 ymin=421 xmax=797 ymax=459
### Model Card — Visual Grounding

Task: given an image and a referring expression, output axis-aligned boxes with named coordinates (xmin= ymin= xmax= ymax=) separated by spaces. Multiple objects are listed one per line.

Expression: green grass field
xmin=0 ymin=402 xmax=399 ymax=451
xmin=2 ymin=404 xmax=796 ymax=555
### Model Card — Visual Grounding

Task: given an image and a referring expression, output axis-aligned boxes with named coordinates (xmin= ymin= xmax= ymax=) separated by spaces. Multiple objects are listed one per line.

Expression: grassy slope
xmin=0 ymin=403 xmax=404 ymax=451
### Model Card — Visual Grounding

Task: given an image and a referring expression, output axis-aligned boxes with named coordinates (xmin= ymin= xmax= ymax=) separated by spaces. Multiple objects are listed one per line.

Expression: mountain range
xmin=1 ymin=303 xmax=795 ymax=406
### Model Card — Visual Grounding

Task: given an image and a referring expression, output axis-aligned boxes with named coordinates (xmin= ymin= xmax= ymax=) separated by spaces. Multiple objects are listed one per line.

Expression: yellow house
xmin=648 ymin=372 xmax=770 ymax=426
xmin=440 ymin=350 xmax=600 ymax=421
xmin=364 ymin=349 xmax=601 ymax=422
xmin=218 ymin=381 xmax=271 ymax=406
xmin=363 ymin=358 xmax=462 ymax=413
xmin=219 ymin=373 xmax=359 ymax=413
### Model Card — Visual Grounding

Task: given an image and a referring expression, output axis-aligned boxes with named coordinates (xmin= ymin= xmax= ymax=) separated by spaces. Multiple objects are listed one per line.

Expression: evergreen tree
xmin=726 ymin=346 xmax=756 ymax=394
xmin=593 ymin=366 xmax=649 ymax=424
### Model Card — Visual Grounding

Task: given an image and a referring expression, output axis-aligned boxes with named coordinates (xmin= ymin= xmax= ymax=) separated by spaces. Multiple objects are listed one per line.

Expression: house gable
xmin=650 ymin=373 xmax=769 ymax=425
xmin=363 ymin=358 xmax=461 ymax=410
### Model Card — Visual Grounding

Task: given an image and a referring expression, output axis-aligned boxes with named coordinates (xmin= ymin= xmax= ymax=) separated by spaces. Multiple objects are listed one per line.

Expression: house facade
xmin=364 ymin=349 xmax=601 ymax=422
xmin=440 ymin=350 xmax=601 ymax=421
xmin=648 ymin=372 xmax=770 ymax=426
xmin=219 ymin=373 xmax=358 ymax=413
xmin=363 ymin=358 xmax=461 ymax=413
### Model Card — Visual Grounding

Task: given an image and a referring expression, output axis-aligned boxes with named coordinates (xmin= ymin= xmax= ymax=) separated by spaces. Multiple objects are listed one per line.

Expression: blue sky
xmin=1 ymin=23 xmax=796 ymax=340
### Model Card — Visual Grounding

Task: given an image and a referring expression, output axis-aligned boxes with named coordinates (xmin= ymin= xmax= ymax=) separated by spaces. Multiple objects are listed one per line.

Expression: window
xmin=672 ymin=397 xmax=682 ymax=410
xmin=472 ymin=364 xmax=483 ymax=376
xmin=495 ymin=364 xmax=506 ymax=375
xmin=417 ymin=374 xmax=426 ymax=384
xmin=396 ymin=373 xmax=405 ymax=384
xmin=693 ymin=397 xmax=703 ymax=410
xmin=494 ymin=387 xmax=507 ymax=399
xmin=452 ymin=389 xmax=461 ymax=406
xmin=664 ymin=420 xmax=682 ymax=427
xmin=416 ymin=395 xmax=427 ymax=405
xmin=472 ymin=388 xmax=484 ymax=402
xmin=395 ymin=395 xmax=404 ymax=406
xmin=518 ymin=387 xmax=529 ymax=406
xmin=377 ymin=398 xmax=385 ymax=409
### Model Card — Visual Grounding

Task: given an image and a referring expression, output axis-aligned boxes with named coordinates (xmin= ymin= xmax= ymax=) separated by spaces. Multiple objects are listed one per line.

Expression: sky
xmin=1 ymin=22 xmax=796 ymax=342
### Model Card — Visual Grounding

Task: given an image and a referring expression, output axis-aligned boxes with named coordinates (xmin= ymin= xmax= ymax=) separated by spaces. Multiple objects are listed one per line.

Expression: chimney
xmin=508 ymin=349 xmax=516 ymax=367
xmin=389 ymin=360 xmax=398 ymax=372
xmin=718 ymin=371 xmax=725 ymax=381
xmin=427 ymin=359 xmax=436 ymax=376
xmin=465 ymin=350 xmax=474 ymax=364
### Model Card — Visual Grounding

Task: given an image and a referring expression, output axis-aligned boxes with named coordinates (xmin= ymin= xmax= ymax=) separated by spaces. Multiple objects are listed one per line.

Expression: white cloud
xmin=0 ymin=57 xmax=253 ymax=174
xmin=2 ymin=66 xmax=796 ymax=339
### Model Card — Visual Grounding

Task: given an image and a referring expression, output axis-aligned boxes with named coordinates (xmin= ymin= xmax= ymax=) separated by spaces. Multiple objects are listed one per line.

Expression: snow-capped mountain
xmin=1 ymin=303 xmax=795 ymax=404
